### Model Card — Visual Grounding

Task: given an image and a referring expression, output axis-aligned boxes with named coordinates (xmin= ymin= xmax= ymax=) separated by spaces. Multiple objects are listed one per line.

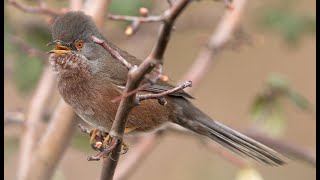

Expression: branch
xmin=108 ymin=8 xmax=165 ymax=36
xmin=11 ymin=36 xmax=48 ymax=61
xmin=23 ymin=100 xmax=78 ymax=180
xmin=17 ymin=66 xmax=57 ymax=180
xmin=7 ymin=0 xmax=63 ymax=17
xmin=108 ymin=14 xmax=164 ymax=23
xmin=113 ymin=0 xmax=249 ymax=178
xmin=92 ymin=36 xmax=133 ymax=70
xmin=137 ymin=80 xmax=192 ymax=103
xmin=4 ymin=111 xmax=25 ymax=126
xmin=182 ymin=0 xmax=247 ymax=89
xmin=98 ymin=0 xmax=192 ymax=179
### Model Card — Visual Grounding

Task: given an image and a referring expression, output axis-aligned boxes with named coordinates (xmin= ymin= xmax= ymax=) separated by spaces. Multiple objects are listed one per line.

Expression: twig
xmin=11 ymin=36 xmax=48 ymax=61
xmin=4 ymin=111 xmax=25 ymax=126
xmin=137 ymin=80 xmax=192 ymax=103
xmin=7 ymin=0 xmax=63 ymax=17
xmin=92 ymin=36 xmax=133 ymax=70
xmin=78 ymin=123 xmax=91 ymax=134
xmin=113 ymin=0 xmax=248 ymax=179
xmin=108 ymin=11 xmax=164 ymax=36
xmin=108 ymin=14 xmax=164 ymax=23
xmin=98 ymin=0 xmax=192 ymax=179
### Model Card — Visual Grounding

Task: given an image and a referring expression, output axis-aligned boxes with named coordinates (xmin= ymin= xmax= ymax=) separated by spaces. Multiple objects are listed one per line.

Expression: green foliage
xmin=250 ymin=73 xmax=312 ymax=136
xmin=267 ymin=73 xmax=289 ymax=92
xmin=256 ymin=8 xmax=316 ymax=45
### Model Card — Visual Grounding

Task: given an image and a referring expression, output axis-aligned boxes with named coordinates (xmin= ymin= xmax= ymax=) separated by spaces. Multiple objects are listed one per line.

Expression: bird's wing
xmin=109 ymin=41 xmax=193 ymax=99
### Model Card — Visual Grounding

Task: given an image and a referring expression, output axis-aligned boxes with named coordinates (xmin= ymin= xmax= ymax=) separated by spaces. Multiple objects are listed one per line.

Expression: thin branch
xmin=92 ymin=36 xmax=133 ymax=70
xmin=4 ymin=111 xmax=25 ymax=126
xmin=108 ymin=9 xmax=164 ymax=36
xmin=182 ymin=0 xmax=246 ymax=89
xmin=78 ymin=123 xmax=91 ymax=135
xmin=108 ymin=14 xmax=164 ymax=23
xmin=7 ymin=0 xmax=63 ymax=17
xmin=137 ymin=80 xmax=192 ymax=103
xmin=11 ymin=36 xmax=48 ymax=61
xmin=98 ymin=0 xmax=192 ymax=179
xmin=113 ymin=0 xmax=248 ymax=178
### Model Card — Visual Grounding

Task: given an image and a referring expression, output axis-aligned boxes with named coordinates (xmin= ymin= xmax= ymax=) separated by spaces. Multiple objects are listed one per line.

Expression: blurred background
xmin=4 ymin=0 xmax=316 ymax=180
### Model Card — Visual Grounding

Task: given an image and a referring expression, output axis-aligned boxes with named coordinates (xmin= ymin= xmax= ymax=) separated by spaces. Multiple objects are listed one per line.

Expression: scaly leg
xmin=104 ymin=127 xmax=135 ymax=154
xmin=89 ymin=128 xmax=101 ymax=151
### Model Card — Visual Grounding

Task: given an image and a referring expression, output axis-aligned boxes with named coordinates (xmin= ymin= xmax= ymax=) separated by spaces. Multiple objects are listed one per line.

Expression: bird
xmin=47 ymin=11 xmax=285 ymax=166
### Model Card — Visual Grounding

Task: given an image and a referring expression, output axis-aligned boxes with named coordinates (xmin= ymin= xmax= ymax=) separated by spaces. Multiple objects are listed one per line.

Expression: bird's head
xmin=48 ymin=11 xmax=106 ymax=73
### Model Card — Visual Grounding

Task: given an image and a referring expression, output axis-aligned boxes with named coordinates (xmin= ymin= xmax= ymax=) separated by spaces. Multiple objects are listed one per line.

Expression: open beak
xmin=47 ymin=41 xmax=71 ymax=54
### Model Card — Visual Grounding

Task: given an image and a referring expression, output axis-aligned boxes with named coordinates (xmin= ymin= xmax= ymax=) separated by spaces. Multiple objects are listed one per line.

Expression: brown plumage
xmin=48 ymin=11 xmax=286 ymax=166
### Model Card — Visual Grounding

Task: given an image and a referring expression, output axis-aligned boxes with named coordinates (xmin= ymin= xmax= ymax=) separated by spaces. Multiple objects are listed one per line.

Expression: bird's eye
xmin=75 ymin=40 xmax=84 ymax=49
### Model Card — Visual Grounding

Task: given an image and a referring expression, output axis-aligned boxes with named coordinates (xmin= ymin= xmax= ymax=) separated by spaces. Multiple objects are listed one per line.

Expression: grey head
xmin=48 ymin=11 xmax=108 ymax=73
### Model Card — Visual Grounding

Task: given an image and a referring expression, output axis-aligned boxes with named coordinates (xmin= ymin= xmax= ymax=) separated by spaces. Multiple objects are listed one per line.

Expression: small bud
xmin=125 ymin=26 xmax=133 ymax=36
xmin=160 ymin=75 xmax=169 ymax=82
xmin=139 ymin=7 xmax=149 ymax=17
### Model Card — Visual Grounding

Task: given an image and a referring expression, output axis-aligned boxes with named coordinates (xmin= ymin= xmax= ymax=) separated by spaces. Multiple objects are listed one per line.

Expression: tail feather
xmin=173 ymin=98 xmax=286 ymax=166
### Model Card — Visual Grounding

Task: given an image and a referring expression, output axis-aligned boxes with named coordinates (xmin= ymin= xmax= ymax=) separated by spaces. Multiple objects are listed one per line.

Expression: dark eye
xmin=75 ymin=40 xmax=84 ymax=49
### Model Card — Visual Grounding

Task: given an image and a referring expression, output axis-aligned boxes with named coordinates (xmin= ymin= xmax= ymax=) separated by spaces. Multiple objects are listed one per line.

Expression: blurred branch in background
xmin=17 ymin=66 xmax=57 ymax=180
xmin=7 ymin=0 xmax=63 ymax=17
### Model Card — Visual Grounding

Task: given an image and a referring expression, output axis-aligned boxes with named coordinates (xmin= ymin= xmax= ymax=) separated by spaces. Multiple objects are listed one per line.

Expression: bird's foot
xmin=86 ymin=132 xmax=130 ymax=161
xmin=104 ymin=134 xmax=130 ymax=155
xmin=89 ymin=128 xmax=107 ymax=151
xmin=87 ymin=137 xmax=119 ymax=161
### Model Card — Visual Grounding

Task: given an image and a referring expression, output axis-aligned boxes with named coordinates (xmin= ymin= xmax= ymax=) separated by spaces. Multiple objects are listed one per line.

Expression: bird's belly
xmin=76 ymin=111 xmax=112 ymax=132
xmin=59 ymin=79 xmax=173 ymax=134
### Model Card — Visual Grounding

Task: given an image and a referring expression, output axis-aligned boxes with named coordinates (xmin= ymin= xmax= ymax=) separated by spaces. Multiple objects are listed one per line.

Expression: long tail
xmin=172 ymin=98 xmax=286 ymax=166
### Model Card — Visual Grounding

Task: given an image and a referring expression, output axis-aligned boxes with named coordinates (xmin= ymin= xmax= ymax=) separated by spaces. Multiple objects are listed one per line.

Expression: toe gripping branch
xmin=78 ymin=124 xmax=128 ymax=161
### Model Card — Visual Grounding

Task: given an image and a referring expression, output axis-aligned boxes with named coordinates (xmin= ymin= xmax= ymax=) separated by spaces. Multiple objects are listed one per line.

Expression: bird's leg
xmin=89 ymin=128 xmax=103 ymax=151
xmin=104 ymin=127 xmax=135 ymax=154
xmin=87 ymin=127 xmax=135 ymax=161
